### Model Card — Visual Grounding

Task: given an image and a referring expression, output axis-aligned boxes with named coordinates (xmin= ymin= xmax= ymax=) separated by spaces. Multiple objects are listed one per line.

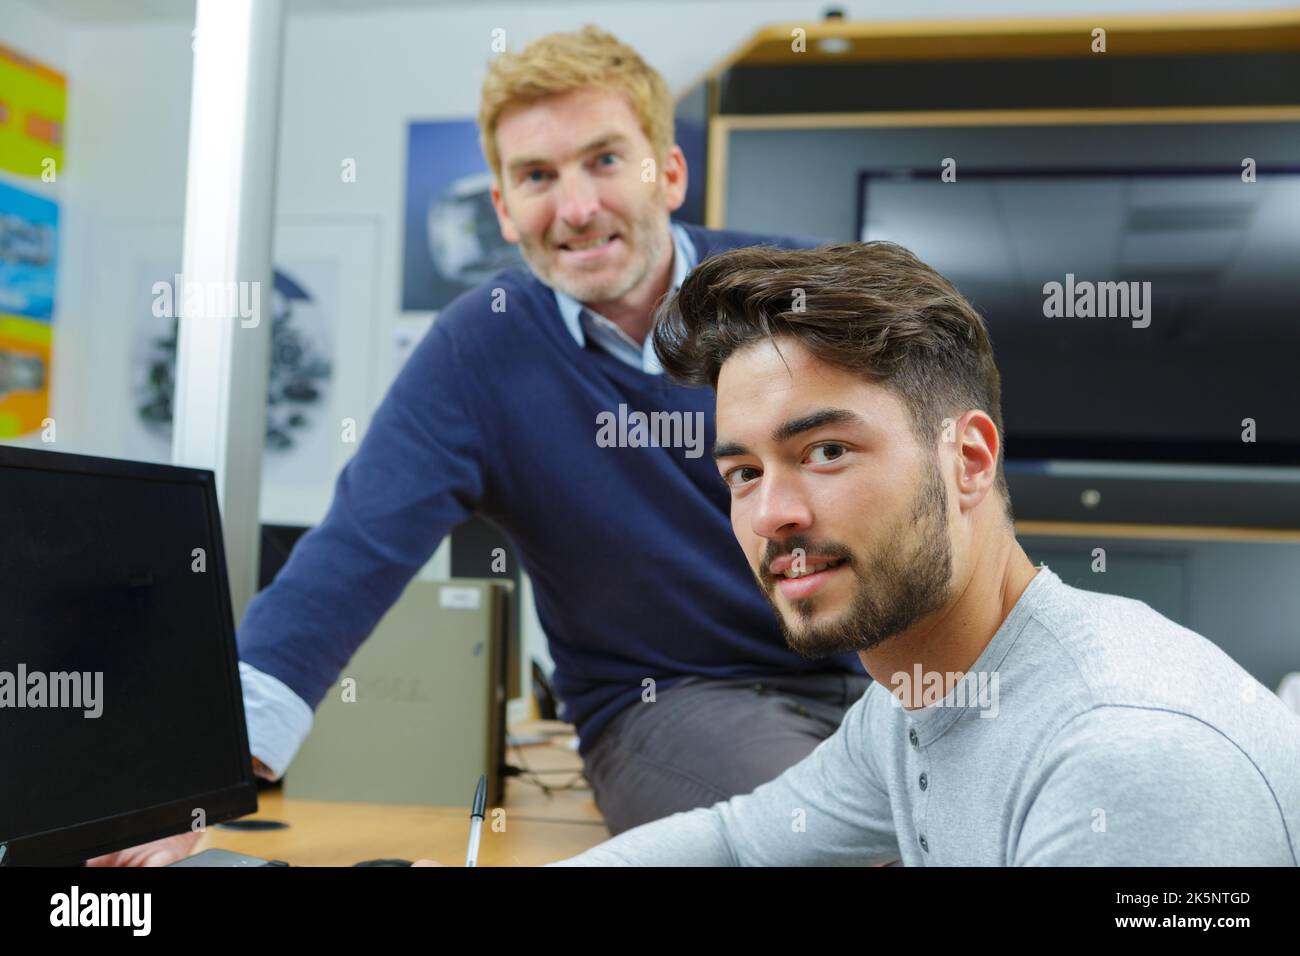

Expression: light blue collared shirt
xmin=552 ymin=221 xmax=697 ymax=375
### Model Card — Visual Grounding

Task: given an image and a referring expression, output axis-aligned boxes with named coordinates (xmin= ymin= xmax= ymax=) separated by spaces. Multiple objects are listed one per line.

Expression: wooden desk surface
xmin=199 ymin=724 xmax=609 ymax=867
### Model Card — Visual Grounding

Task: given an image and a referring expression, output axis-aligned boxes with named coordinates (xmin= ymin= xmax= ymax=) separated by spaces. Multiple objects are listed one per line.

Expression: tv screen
xmin=858 ymin=167 xmax=1300 ymax=466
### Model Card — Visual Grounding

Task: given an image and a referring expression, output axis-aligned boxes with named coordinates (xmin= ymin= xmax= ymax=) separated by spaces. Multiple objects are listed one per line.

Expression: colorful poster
xmin=0 ymin=44 xmax=65 ymax=180
xmin=0 ymin=180 xmax=58 ymax=438
xmin=0 ymin=312 xmax=50 ymax=438
xmin=0 ymin=43 xmax=63 ymax=440
xmin=0 ymin=179 xmax=58 ymax=319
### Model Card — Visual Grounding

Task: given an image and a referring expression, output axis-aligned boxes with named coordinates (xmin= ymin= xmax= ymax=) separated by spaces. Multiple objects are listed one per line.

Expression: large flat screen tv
xmin=858 ymin=166 xmax=1300 ymax=467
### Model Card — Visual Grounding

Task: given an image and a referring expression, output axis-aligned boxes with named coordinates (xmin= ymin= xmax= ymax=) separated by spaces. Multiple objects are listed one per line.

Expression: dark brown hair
xmin=653 ymin=241 xmax=1013 ymax=518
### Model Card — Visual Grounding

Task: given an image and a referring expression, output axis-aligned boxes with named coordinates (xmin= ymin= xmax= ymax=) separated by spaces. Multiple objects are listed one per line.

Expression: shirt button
xmin=908 ymin=728 xmax=919 ymax=748
xmin=919 ymin=834 xmax=929 ymax=853
xmin=919 ymin=773 xmax=928 ymax=791
xmin=754 ymin=683 xmax=764 ymax=693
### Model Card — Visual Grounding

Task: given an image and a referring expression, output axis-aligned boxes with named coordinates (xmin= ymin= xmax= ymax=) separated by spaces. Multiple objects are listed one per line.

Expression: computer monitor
xmin=0 ymin=446 xmax=256 ymax=865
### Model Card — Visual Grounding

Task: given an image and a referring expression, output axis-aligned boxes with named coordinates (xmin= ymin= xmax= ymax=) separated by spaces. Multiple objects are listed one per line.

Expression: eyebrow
xmin=506 ymin=133 xmax=629 ymax=174
xmin=713 ymin=407 xmax=866 ymax=460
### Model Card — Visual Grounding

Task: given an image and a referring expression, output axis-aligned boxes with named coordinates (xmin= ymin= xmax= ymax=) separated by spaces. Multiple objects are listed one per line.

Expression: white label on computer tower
xmin=439 ymin=586 xmax=481 ymax=610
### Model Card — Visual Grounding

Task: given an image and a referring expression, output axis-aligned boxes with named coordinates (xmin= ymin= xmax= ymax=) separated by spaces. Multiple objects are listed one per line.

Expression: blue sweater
xmin=237 ymin=222 xmax=865 ymax=754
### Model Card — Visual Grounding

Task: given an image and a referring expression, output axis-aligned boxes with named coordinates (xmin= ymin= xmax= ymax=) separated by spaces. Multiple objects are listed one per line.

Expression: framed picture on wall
xmin=99 ymin=217 xmax=380 ymax=527
xmin=401 ymin=119 xmax=522 ymax=312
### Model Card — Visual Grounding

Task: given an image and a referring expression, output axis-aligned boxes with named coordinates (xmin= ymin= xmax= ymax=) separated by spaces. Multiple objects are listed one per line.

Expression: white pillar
xmin=173 ymin=0 xmax=285 ymax=622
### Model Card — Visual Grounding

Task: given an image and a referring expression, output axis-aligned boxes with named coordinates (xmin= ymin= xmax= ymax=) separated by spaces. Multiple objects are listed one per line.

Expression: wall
xmin=0 ymin=0 xmax=69 ymax=69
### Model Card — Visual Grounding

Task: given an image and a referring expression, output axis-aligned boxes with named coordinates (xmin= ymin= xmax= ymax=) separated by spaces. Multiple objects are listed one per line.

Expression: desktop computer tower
xmin=283 ymin=578 xmax=513 ymax=808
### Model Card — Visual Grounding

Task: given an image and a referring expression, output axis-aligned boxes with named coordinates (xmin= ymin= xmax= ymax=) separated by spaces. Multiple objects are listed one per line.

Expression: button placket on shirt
xmin=909 ymin=725 xmax=932 ymax=857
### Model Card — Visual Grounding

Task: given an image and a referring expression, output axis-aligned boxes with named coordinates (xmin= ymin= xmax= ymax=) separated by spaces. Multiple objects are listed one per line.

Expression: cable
xmin=506 ymin=737 xmax=590 ymax=795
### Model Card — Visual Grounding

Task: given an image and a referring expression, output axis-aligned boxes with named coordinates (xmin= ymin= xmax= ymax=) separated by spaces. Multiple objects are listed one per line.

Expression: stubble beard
xmin=762 ymin=456 xmax=955 ymax=660
xmin=515 ymin=191 xmax=668 ymax=306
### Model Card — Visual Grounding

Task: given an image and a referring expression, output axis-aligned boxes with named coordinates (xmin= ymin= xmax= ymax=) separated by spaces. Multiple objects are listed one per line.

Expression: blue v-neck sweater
xmin=237 ymin=222 xmax=864 ymax=753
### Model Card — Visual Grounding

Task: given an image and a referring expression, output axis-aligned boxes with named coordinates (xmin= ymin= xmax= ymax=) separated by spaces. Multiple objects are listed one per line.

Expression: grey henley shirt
xmin=554 ymin=567 xmax=1300 ymax=866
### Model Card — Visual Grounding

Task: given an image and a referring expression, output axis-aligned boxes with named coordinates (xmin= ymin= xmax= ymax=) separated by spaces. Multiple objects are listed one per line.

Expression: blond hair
xmin=478 ymin=25 xmax=674 ymax=185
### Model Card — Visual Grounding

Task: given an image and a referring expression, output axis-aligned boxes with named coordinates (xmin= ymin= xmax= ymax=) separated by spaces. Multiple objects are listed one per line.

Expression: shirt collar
xmin=895 ymin=566 xmax=1056 ymax=745
xmin=553 ymin=221 xmax=697 ymax=353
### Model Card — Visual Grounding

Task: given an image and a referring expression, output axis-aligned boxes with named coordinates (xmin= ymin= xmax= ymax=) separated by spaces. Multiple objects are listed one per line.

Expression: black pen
xmin=465 ymin=774 xmax=487 ymax=867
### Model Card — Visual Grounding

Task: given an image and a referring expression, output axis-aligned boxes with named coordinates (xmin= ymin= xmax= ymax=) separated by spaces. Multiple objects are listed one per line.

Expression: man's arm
xmin=1016 ymin=706 xmax=1295 ymax=866
xmin=552 ymin=689 xmax=898 ymax=866
xmin=237 ymin=316 xmax=489 ymax=774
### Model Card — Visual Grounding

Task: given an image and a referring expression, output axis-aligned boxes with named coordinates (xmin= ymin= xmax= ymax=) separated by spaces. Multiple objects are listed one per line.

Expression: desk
xmin=199 ymin=723 xmax=609 ymax=867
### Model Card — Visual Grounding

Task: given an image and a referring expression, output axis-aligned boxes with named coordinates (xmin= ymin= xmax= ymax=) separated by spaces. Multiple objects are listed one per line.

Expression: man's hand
xmin=85 ymin=829 xmax=202 ymax=867
xmin=86 ymin=754 xmax=265 ymax=865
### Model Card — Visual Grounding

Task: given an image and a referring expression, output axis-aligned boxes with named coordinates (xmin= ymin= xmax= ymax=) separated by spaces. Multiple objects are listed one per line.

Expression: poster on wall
xmin=126 ymin=258 xmax=338 ymax=486
xmin=109 ymin=217 xmax=380 ymax=526
xmin=0 ymin=43 xmax=65 ymax=180
xmin=0 ymin=179 xmax=58 ymax=438
xmin=401 ymin=119 xmax=522 ymax=312
xmin=0 ymin=43 xmax=64 ymax=440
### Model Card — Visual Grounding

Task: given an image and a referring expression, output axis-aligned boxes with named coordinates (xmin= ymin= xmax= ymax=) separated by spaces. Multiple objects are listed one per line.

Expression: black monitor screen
xmin=0 ymin=448 xmax=254 ymax=862
xmin=859 ymin=167 xmax=1300 ymax=465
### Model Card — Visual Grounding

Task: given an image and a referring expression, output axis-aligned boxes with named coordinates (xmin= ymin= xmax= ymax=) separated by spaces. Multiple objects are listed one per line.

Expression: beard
xmin=513 ymin=189 xmax=669 ymax=306
xmin=759 ymin=455 xmax=954 ymax=659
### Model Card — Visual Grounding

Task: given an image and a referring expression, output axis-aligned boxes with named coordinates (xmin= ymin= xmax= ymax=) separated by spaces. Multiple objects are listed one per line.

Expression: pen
xmin=465 ymin=773 xmax=487 ymax=867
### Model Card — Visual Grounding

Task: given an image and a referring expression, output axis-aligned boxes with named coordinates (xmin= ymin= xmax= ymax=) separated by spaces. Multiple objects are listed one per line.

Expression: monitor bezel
xmin=0 ymin=445 xmax=258 ymax=866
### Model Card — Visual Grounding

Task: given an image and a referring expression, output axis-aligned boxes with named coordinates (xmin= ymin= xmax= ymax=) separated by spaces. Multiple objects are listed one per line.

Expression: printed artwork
xmin=0 ymin=44 xmax=64 ymax=439
xmin=127 ymin=259 xmax=337 ymax=484
xmin=401 ymin=119 xmax=522 ymax=312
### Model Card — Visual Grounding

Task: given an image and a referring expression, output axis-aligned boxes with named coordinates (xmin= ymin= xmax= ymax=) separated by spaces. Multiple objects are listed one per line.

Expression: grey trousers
xmin=582 ymin=671 xmax=874 ymax=835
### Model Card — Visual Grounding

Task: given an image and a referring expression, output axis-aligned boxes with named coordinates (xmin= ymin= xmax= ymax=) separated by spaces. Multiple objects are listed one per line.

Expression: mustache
xmin=761 ymin=536 xmax=855 ymax=578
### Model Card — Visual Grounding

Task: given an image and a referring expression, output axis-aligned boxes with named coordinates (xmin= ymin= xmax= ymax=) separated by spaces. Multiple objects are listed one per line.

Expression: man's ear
xmin=951 ymin=410 xmax=1000 ymax=515
xmin=489 ymin=181 xmax=520 ymax=244
xmin=661 ymin=144 xmax=688 ymax=212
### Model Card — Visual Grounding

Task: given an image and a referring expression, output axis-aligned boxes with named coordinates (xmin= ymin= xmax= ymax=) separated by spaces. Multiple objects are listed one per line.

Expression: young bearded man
xmin=546 ymin=241 xmax=1300 ymax=866
xmin=92 ymin=26 xmax=870 ymax=866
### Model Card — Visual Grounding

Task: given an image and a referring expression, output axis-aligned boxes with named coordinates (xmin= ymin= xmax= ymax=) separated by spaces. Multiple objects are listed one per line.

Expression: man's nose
xmin=555 ymin=169 xmax=600 ymax=228
xmin=750 ymin=470 xmax=813 ymax=542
